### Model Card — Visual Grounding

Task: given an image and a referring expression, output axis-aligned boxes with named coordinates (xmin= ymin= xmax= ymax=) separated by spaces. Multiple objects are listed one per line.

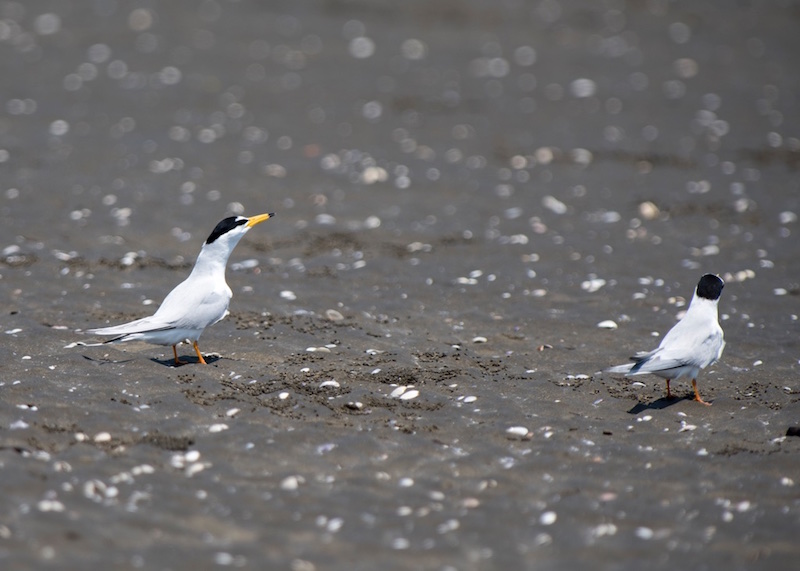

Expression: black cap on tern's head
xmin=696 ymin=273 xmax=724 ymax=301
xmin=205 ymin=216 xmax=248 ymax=245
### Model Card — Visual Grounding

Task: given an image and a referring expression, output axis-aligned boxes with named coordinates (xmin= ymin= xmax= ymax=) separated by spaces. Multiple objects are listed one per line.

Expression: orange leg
xmin=665 ymin=379 xmax=673 ymax=399
xmin=172 ymin=345 xmax=188 ymax=366
xmin=192 ymin=341 xmax=208 ymax=365
xmin=692 ymin=379 xmax=711 ymax=406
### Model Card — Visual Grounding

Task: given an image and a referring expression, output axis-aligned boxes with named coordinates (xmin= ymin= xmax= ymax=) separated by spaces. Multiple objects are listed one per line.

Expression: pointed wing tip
xmin=605 ymin=364 xmax=632 ymax=374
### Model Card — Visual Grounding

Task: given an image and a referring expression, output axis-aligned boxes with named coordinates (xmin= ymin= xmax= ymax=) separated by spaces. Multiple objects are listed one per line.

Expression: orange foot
xmin=193 ymin=341 xmax=208 ymax=365
xmin=692 ymin=379 xmax=711 ymax=406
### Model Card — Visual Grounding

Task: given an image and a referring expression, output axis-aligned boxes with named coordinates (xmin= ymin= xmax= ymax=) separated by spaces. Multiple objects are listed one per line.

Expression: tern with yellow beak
xmin=88 ymin=212 xmax=274 ymax=365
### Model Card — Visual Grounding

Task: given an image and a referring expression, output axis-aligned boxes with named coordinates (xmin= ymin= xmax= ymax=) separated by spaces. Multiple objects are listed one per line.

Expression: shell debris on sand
xmin=539 ymin=511 xmax=558 ymax=526
xmin=581 ymin=277 xmax=607 ymax=293
xmin=306 ymin=346 xmax=331 ymax=353
xmin=325 ymin=309 xmax=344 ymax=321
xmin=389 ymin=385 xmax=420 ymax=400
xmin=83 ymin=479 xmax=119 ymax=503
xmin=638 ymin=201 xmax=660 ymax=220
xmin=400 ymin=390 xmax=419 ymax=401
xmin=171 ymin=450 xmax=209 ymax=477
xmin=37 ymin=499 xmax=66 ymax=512
xmin=280 ymin=475 xmax=304 ymax=491
xmin=506 ymin=426 xmax=532 ymax=438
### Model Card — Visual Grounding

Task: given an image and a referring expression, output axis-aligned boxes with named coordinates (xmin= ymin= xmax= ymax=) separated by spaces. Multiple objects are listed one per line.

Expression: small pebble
xmin=231 ymin=259 xmax=259 ymax=271
xmin=539 ymin=511 xmax=557 ymax=526
xmin=399 ymin=390 xmax=419 ymax=401
xmin=281 ymin=475 xmax=301 ymax=490
xmin=319 ymin=380 xmax=340 ymax=388
xmin=391 ymin=538 xmax=410 ymax=550
xmin=94 ymin=432 xmax=112 ymax=443
xmin=209 ymin=424 xmax=229 ymax=433
xmin=225 ymin=408 xmax=240 ymax=417
xmin=472 ymin=336 xmax=488 ymax=343
xmin=132 ymin=464 xmax=155 ymax=475
xmin=325 ymin=309 xmax=344 ymax=321
xmin=37 ymin=499 xmax=65 ymax=512
xmin=506 ymin=426 xmax=530 ymax=437
xmin=581 ymin=278 xmax=606 ymax=293
xmin=597 ymin=320 xmax=618 ymax=329
xmin=639 ymin=201 xmax=660 ymax=220
xmin=185 ymin=463 xmax=206 ymax=477
xmin=214 ymin=552 xmax=235 ymax=566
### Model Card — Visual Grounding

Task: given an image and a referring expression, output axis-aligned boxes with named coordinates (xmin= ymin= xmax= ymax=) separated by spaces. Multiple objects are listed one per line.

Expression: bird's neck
xmin=189 ymin=242 xmax=236 ymax=278
xmin=687 ymin=296 xmax=718 ymax=318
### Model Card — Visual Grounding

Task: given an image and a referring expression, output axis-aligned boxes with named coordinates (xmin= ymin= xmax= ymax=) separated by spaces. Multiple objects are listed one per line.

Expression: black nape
xmin=205 ymin=217 xmax=247 ymax=244
xmin=696 ymin=274 xmax=724 ymax=301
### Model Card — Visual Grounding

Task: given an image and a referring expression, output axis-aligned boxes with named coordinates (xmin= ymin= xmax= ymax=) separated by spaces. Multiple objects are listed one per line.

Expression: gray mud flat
xmin=1 ymin=2 xmax=799 ymax=570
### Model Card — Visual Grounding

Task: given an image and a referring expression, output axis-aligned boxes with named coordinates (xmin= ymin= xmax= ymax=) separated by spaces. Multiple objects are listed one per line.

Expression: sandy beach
xmin=1 ymin=1 xmax=799 ymax=569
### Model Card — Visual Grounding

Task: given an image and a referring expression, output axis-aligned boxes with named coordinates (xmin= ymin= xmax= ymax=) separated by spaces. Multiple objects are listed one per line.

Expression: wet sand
xmin=1 ymin=1 xmax=799 ymax=570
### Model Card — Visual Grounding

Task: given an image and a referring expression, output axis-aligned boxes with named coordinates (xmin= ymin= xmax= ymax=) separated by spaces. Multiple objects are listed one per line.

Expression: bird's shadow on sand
xmin=627 ymin=395 xmax=709 ymax=414
xmin=150 ymin=355 xmax=222 ymax=368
